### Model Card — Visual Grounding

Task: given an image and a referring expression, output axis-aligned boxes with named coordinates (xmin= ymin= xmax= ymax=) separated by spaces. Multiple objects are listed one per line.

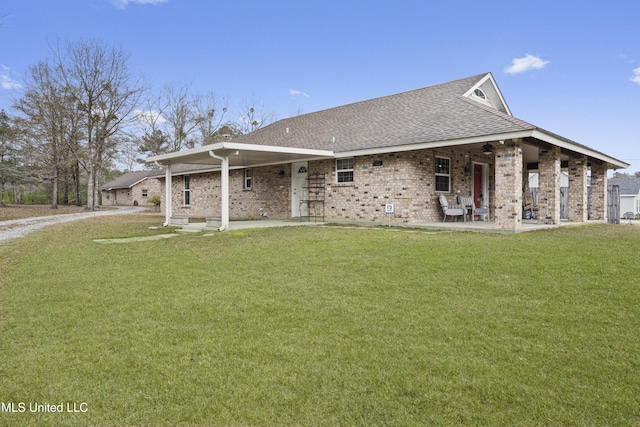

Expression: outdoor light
xmin=482 ymin=143 xmax=494 ymax=156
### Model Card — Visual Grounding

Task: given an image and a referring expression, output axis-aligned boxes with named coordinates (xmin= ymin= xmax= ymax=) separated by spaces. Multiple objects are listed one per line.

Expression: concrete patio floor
xmin=174 ymin=218 xmax=606 ymax=234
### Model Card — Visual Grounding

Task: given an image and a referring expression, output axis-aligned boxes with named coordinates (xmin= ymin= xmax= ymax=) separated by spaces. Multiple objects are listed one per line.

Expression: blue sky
xmin=2 ymin=0 xmax=640 ymax=172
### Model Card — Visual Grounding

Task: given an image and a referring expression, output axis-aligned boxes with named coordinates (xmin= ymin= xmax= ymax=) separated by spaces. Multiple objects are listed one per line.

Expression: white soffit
xmin=147 ymin=142 xmax=334 ymax=168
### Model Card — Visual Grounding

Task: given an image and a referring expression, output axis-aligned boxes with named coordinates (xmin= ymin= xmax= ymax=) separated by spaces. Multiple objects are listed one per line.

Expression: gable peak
xmin=463 ymin=73 xmax=512 ymax=115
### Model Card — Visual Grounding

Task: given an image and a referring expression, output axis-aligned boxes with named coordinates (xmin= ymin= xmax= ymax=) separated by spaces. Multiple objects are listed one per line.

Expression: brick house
xmin=147 ymin=73 xmax=628 ymax=231
xmin=609 ymin=178 xmax=640 ymax=217
xmin=100 ymin=170 xmax=162 ymax=206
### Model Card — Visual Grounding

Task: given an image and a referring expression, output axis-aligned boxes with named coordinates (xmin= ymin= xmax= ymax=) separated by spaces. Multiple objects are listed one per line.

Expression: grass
xmin=1 ymin=216 xmax=639 ymax=426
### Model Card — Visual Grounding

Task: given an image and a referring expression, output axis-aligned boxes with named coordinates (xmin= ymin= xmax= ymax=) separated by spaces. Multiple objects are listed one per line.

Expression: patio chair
xmin=439 ymin=195 xmax=465 ymax=222
xmin=458 ymin=196 xmax=475 ymax=222
xmin=475 ymin=197 xmax=489 ymax=221
xmin=523 ymin=193 xmax=538 ymax=219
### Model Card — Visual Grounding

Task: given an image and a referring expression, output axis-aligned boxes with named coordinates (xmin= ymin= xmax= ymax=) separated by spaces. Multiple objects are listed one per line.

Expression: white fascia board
xmin=146 ymin=142 xmax=334 ymax=166
xmin=146 ymin=143 xmax=225 ymax=164
xmin=335 ymin=131 xmax=533 ymax=158
xmin=218 ymin=142 xmax=334 ymax=158
xmin=531 ymin=129 xmax=630 ymax=169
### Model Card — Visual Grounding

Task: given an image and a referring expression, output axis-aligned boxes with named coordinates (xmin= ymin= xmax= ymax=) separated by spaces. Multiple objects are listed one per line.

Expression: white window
xmin=244 ymin=169 xmax=252 ymax=190
xmin=142 ymin=189 xmax=148 ymax=198
xmin=336 ymin=158 xmax=354 ymax=183
xmin=183 ymin=175 xmax=190 ymax=205
xmin=636 ymin=199 xmax=640 ymax=214
xmin=435 ymin=156 xmax=450 ymax=192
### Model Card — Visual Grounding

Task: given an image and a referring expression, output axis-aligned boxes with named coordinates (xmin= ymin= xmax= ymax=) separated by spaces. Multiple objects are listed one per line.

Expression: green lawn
xmin=1 ymin=216 xmax=639 ymax=426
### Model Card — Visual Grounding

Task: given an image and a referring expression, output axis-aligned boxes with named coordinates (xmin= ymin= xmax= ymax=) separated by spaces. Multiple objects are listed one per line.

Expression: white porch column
xmin=209 ymin=151 xmax=229 ymax=231
xmin=164 ymin=163 xmax=172 ymax=226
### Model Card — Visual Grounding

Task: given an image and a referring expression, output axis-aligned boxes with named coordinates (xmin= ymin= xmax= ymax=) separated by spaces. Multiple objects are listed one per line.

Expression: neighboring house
xmin=609 ymin=178 xmax=640 ymax=216
xmin=100 ymin=170 xmax=161 ymax=206
xmin=147 ymin=72 xmax=628 ymax=231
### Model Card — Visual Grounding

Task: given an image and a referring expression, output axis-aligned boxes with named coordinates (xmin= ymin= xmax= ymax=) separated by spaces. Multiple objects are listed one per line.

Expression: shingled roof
xmin=100 ymin=170 xmax=152 ymax=191
xmin=233 ymin=73 xmax=536 ymax=152
xmin=147 ymin=72 xmax=628 ymax=169
xmin=609 ymin=178 xmax=640 ymax=195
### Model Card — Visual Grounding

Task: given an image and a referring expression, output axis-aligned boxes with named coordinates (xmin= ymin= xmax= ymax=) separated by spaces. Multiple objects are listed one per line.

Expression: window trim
xmin=435 ymin=156 xmax=451 ymax=193
xmin=244 ymin=168 xmax=253 ymax=190
xmin=183 ymin=175 xmax=191 ymax=206
xmin=141 ymin=188 xmax=148 ymax=198
xmin=336 ymin=158 xmax=354 ymax=183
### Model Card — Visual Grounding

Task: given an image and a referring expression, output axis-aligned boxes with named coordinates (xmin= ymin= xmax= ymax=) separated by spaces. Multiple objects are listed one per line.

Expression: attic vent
xmin=473 ymin=89 xmax=486 ymax=100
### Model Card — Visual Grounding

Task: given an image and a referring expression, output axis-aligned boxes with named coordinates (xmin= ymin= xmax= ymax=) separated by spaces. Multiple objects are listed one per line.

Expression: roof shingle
xmin=233 ymin=73 xmax=535 ymax=152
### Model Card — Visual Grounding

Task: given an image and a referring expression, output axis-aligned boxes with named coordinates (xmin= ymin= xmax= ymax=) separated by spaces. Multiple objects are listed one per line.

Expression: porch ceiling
xmin=465 ymin=137 xmax=621 ymax=168
xmin=147 ymin=142 xmax=335 ymax=168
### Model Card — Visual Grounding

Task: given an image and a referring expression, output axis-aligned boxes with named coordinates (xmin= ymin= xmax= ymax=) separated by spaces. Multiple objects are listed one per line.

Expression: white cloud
xmin=505 ymin=54 xmax=550 ymax=75
xmin=110 ymin=0 xmax=168 ymax=9
xmin=630 ymin=67 xmax=640 ymax=85
xmin=618 ymin=53 xmax=634 ymax=64
xmin=0 ymin=65 xmax=22 ymax=90
xmin=289 ymin=89 xmax=310 ymax=98
xmin=134 ymin=109 xmax=166 ymax=125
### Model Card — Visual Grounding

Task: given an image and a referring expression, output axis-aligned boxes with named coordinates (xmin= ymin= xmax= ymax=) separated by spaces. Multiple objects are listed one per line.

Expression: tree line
xmin=0 ymin=38 xmax=275 ymax=209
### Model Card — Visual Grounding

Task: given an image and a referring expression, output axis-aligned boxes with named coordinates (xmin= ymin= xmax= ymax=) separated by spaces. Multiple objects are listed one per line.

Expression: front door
xmin=291 ymin=161 xmax=308 ymax=217
xmin=473 ymin=163 xmax=488 ymax=208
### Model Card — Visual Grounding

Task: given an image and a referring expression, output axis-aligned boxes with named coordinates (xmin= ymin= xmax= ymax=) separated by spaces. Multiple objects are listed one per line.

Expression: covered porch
xmin=449 ymin=133 xmax=627 ymax=230
xmin=146 ymin=134 xmax=627 ymax=232
xmin=147 ymin=142 xmax=334 ymax=230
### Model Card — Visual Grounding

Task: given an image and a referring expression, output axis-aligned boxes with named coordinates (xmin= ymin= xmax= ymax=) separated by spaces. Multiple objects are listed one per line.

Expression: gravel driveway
xmin=0 ymin=206 xmax=146 ymax=243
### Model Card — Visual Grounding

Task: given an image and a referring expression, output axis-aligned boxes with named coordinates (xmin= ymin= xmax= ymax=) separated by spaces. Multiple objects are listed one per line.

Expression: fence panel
xmin=607 ymin=184 xmax=620 ymax=224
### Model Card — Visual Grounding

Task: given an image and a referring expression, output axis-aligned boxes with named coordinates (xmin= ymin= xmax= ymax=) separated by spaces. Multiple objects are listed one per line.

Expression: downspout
xmin=209 ymin=151 xmax=230 ymax=231
xmin=155 ymin=161 xmax=172 ymax=227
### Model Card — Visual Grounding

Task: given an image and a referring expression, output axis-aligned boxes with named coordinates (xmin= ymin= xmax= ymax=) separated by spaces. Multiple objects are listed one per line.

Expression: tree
xmin=213 ymin=122 xmax=243 ymax=141
xmin=161 ymin=83 xmax=203 ymax=151
xmin=138 ymin=129 xmax=169 ymax=158
xmin=53 ymin=39 xmax=145 ymax=210
xmin=0 ymin=110 xmax=17 ymax=206
xmin=13 ymin=62 xmax=82 ymax=208
xmin=195 ymin=91 xmax=228 ymax=145
xmin=610 ymin=171 xmax=640 ymax=179
xmin=237 ymin=98 xmax=276 ymax=134
xmin=0 ymin=110 xmax=40 ymax=205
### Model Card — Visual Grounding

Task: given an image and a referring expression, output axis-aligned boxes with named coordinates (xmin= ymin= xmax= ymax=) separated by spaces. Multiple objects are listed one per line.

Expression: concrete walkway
xmin=175 ymin=219 xmax=322 ymax=233
xmin=173 ymin=217 xmax=607 ymax=234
